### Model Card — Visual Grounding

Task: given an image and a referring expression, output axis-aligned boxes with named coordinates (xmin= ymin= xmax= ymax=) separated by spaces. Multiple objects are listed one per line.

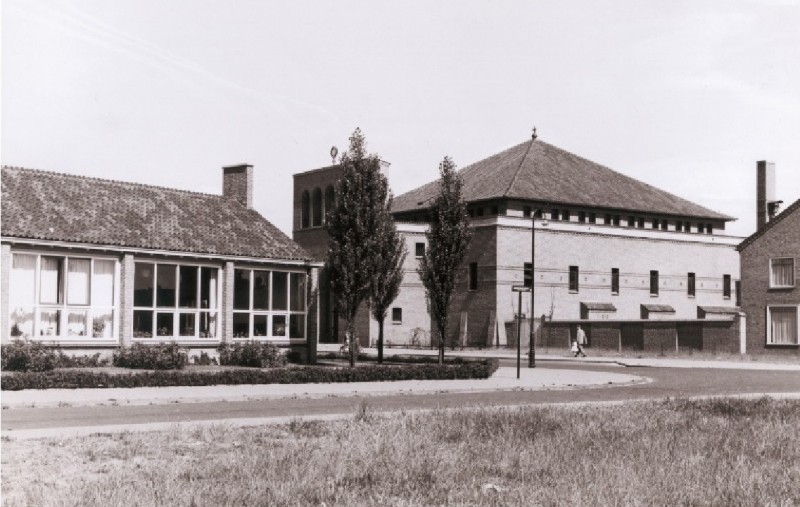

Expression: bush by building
xmin=112 ymin=343 xmax=187 ymax=370
xmin=217 ymin=342 xmax=287 ymax=368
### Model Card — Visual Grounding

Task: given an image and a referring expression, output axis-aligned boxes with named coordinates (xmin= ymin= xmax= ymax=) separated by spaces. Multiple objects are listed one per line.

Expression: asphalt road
xmin=3 ymin=360 xmax=799 ymax=434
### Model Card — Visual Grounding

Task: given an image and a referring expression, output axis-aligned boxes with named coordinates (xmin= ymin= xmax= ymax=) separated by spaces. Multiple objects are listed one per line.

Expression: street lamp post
xmin=530 ymin=213 xmax=536 ymax=368
xmin=512 ymin=285 xmax=531 ymax=379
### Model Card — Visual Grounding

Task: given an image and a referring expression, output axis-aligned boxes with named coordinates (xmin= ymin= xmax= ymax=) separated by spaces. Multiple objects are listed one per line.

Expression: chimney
xmin=223 ymin=164 xmax=253 ymax=209
xmin=756 ymin=161 xmax=785 ymax=230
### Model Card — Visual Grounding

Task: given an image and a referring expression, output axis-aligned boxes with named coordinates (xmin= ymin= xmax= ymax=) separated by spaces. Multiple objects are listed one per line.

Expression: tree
xmin=326 ymin=128 xmax=394 ymax=367
xmin=418 ymin=156 xmax=472 ymax=365
xmin=369 ymin=195 xmax=407 ymax=364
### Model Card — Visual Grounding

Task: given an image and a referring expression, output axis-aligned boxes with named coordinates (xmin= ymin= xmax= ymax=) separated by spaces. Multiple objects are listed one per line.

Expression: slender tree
xmin=326 ymin=128 xmax=391 ymax=367
xmin=369 ymin=196 xmax=407 ymax=364
xmin=418 ymin=157 xmax=472 ymax=365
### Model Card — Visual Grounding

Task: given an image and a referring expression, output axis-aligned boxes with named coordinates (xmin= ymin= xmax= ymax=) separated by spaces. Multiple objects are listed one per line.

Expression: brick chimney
xmin=223 ymin=164 xmax=253 ymax=209
xmin=756 ymin=161 xmax=784 ymax=230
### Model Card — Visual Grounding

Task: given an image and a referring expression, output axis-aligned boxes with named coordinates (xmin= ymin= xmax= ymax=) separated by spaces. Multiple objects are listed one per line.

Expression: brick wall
xmin=642 ymin=322 xmax=676 ymax=353
xmin=740 ymin=206 xmax=800 ymax=355
xmin=119 ymin=254 xmax=135 ymax=346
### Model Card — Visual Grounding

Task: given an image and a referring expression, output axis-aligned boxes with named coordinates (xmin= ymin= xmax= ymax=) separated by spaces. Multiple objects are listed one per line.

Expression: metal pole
xmin=517 ymin=290 xmax=522 ymax=379
xmin=529 ymin=215 xmax=536 ymax=368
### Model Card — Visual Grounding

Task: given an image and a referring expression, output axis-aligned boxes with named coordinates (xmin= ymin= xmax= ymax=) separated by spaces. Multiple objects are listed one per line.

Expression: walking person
xmin=575 ymin=325 xmax=587 ymax=357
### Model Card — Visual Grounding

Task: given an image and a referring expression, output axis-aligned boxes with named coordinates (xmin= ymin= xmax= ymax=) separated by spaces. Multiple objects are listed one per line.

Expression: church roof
xmin=392 ymin=139 xmax=733 ymax=220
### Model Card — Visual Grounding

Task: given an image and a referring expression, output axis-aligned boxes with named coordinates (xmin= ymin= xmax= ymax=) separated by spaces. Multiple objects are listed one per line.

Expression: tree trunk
xmin=378 ymin=318 xmax=384 ymax=364
xmin=348 ymin=320 xmax=356 ymax=368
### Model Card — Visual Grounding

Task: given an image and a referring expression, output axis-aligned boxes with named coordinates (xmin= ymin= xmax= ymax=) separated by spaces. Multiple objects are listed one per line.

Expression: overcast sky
xmin=3 ymin=0 xmax=799 ymax=238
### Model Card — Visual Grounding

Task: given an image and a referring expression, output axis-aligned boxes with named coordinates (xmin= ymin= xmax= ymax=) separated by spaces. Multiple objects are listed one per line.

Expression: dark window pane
xmin=40 ymin=256 xmax=64 ymax=304
xmin=611 ymin=268 xmax=619 ymax=294
xmin=200 ymin=268 xmax=217 ymax=309
xmin=290 ymin=273 xmax=306 ymax=311
xmin=133 ymin=310 xmax=153 ymax=338
xmin=199 ymin=312 xmax=217 ymax=338
xmin=179 ymin=313 xmax=196 ymax=336
xmin=254 ymin=315 xmax=268 ymax=337
xmin=650 ymin=270 xmax=659 ymax=295
xmin=179 ymin=266 xmax=198 ymax=308
xmin=253 ymin=271 xmax=270 ymax=310
xmin=301 ymin=191 xmax=310 ymax=229
xmin=273 ymin=315 xmax=287 ymax=336
xmin=523 ymin=263 xmax=533 ymax=288
xmin=688 ymin=273 xmax=696 ymax=296
xmin=290 ymin=314 xmax=305 ymax=338
xmin=134 ymin=263 xmax=154 ymax=307
xmin=272 ymin=272 xmax=288 ymax=311
xmin=392 ymin=308 xmax=402 ymax=323
xmin=523 ymin=206 xmax=532 ymax=218
xmin=415 ymin=243 xmax=425 ymax=257
xmin=234 ymin=269 xmax=250 ymax=310
xmin=312 ymin=188 xmax=323 ymax=227
xmin=156 ymin=312 xmax=174 ymax=336
xmin=723 ymin=275 xmax=731 ymax=298
xmin=156 ymin=265 xmax=176 ymax=307
xmin=233 ymin=313 xmax=250 ymax=338
xmin=569 ymin=266 xmax=579 ymax=292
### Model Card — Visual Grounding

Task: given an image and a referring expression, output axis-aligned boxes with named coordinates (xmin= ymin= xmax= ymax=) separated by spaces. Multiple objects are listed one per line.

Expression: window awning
xmin=641 ymin=304 xmax=675 ymax=313
xmin=581 ymin=302 xmax=617 ymax=312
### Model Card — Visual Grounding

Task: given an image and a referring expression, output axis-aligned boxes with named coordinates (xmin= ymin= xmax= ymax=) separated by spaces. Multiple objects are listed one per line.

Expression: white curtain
xmin=92 ymin=260 xmax=115 ymax=307
xmin=40 ymin=257 xmax=62 ymax=304
xmin=68 ymin=258 xmax=91 ymax=305
xmin=772 ymin=259 xmax=794 ymax=287
xmin=770 ymin=308 xmax=797 ymax=345
xmin=10 ymin=254 xmax=36 ymax=337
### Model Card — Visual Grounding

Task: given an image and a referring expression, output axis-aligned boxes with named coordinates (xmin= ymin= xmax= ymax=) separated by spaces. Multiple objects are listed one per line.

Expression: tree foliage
xmin=369 ymin=194 xmax=407 ymax=364
xmin=326 ymin=128 xmax=400 ymax=366
xmin=418 ymin=156 xmax=472 ymax=365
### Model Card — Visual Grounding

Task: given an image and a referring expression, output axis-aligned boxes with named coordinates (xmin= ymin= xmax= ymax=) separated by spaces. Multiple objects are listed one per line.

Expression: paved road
xmin=3 ymin=361 xmax=799 ymax=437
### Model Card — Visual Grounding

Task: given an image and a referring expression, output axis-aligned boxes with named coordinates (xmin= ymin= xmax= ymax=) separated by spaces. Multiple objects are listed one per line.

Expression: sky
xmin=3 ymin=0 xmax=799 ymax=238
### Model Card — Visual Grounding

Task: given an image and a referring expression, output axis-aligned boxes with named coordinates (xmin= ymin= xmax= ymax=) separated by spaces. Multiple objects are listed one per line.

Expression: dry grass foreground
xmin=2 ymin=398 xmax=799 ymax=506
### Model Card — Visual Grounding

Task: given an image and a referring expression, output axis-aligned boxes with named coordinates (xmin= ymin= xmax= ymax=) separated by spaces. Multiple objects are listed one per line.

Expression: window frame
xmin=415 ymin=242 xmax=426 ymax=258
xmin=8 ymin=251 xmax=120 ymax=342
xmin=569 ymin=266 xmax=579 ymax=293
xmin=230 ymin=267 xmax=307 ymax=341
xmin=650 ymin=270 xmax=659 ymax=296
xmin=687 ymin=272 xmax=696 ymax=298
xmin=769 ymin=258 xmax=795 ymax=289
xmin=133 ymin=261 xmax=222 ymax=341
xmin=611 ymin=268 xmax=619 ymax=295
xmin=766 ymin=305 xmax=800 ymax=347
xmin=723 ymin=274 xmax=731 ymax=299
xmin=391 ymin=307 xmax=403 ymax=325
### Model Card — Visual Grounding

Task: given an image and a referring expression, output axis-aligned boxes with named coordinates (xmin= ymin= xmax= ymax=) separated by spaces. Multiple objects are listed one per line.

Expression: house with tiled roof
xmin=294 ymin=135 xmax=744 ymax=353
xmin=738 ymin=161 xmax=800 ymax=354
xmin=1 ymin=165 xmax=321 ymax=358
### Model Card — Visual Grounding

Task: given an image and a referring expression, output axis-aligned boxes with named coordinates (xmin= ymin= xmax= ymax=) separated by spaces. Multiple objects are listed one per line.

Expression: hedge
xmin=1 ymin=359 xmax=499 ymax=391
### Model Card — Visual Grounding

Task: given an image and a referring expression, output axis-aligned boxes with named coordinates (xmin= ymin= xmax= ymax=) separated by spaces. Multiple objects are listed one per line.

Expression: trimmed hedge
xmin=218 ymin=342 xmax=287 ymax=368
xmin=112 ymin=343 xmax=187 ymax=370
xmin=1 ymin=359 xmax=499 ymax=391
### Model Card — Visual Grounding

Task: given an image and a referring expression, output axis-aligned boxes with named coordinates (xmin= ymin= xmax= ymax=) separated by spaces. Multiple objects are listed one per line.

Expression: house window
xmin=650 ymin=270 xmax=659 ymax=296
xmin=534 ymin=209 xmax=543 ymax=219
xmin=611 ymin=268 xmax=619 ymax=294
xmin=312 ymin=188 xmax=323 ymax=227
xmin=579 ymin=211 xmax=586 ymax=223
xmin=770 ymin=258 xmax=795 ymax=288
xmin=562 ymin=209 xmax=570 ymax=221
xmin=523 ymin=206 xmax=532 ymax=218
xmin=569 ymin=266 xmax=579 ymax=293
xmin=415 ymin=242 xmax=425 ymax=258
xmin=767 ymin=306 xmax=798 ymax=345
xmin=468 ymin=262 xmax=478 ymax=291
xmin=134 ymin=262 xmax=220 ymax=339
xmin=697 ymin=223 xmax=705 ymax=234
xmin=605 ymin=213 xmax=612 ymax=225
xmin=613 ymin=215 xmax=621 ymax=226
xmin=490 ymin=205 xmax=498 ymax=215
xmin=9 ymin=253 xmax=118 ymax=340
xmin=706 ymin=223 xmax=713 ymax=234
xmin=230 ymin=268 xmax=306 ymax=339
xmin=723 ymin=275 xmax=731 ymax=299
xmin=301 ymin=190 xmax=310 ymax=229
xmin=392 ymin=307 xmax=403 ymax=324
xmin=476 ymin=207 xmax=484 ymax=217
xmin=627 ymin=216 xmax=635 ymax=228
xmin=468 ymin=209 xmax=475 ymax=218
xmin=688 ymin=273 xmax=696 ymax=297
xmin=652 ymin=219 xmax=659 ymax=229
xmin=660 ymin=220 xmax=668 ymax=231
xmin=589 ymin=212 xmax=596 ymax=224
xmin=637 ymin=217 xmax=645 ymax=228
xmin=523 ymin=262 xmax=533 ymax=288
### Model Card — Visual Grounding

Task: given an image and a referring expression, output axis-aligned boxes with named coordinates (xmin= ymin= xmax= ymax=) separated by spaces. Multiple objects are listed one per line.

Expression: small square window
xmin=770 ymin=258 xmax=795 ymax=288
xmin=392 ymin=307 xmax=402 ymax=324
xmin=415 ymin=242 xmax=425 ymax=258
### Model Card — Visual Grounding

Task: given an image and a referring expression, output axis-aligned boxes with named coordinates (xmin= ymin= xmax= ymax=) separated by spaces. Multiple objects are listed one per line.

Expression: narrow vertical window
xmin=523 ymin=262 xmax=533 ymax=288
xmin=723 ymin=274 xmax=731 ymax=299
xmin=650 ymin=270 xmax=659 ymax=296
xmin=551 ymin=209 xmax=559 ymax=221
xmin=468 ymin=262 xmax=478 ymax=290
xmin=312 ymin=188 xmax=323 ymax=227
xmin=562 ymin=209 xmax=570 ymax=221
xmin=579 ymin=211 xmax=586 ymax=223
xmin=688 ymin=273 xmax=696 ymax=297
xmin=589 ymin=212 xmax=596 ymax=224
xmin=569 ymin=266 xmax=579 ymax=293
xmin=415 ymin=242 xmax=425 ymax=258
xmin=301 ymin=190 xmax=310 ymax=229
xmin=611 ymin=268 xmax=619 ymax=295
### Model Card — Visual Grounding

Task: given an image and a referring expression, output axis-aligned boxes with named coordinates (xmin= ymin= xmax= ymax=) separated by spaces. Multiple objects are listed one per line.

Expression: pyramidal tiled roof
xmin=392 ymin=139 xmax=733 ymax=220
xmin=1 ymin=166 xmax=311 ymax=261
xmin=738 ymin=197 xmax=800 ymax=252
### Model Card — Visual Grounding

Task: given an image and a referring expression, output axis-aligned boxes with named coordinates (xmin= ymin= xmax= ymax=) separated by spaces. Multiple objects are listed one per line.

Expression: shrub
xmin=1 ymin=340 xmax=59 ymax=372
xmin=217 ymin=342 xmax=287 ymax=368
xmin=1 ymin=359 xmax=499 ymax=390
xmin=55 ymin=351 xmax=109 ymax=368
xmin=112 ymin=343 xmax=187 ymax=370
xmin=191 ymin=351 xmax=218 ymax=366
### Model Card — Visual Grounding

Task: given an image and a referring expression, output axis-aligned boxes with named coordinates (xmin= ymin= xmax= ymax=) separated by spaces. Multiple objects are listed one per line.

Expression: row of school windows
xmin=7 ymin=252 xmax=307 ymax=341
xmin=299 ymin=186 xmax=335 ymax=229
xmin=466 ymin=205 xmax=718 ymax=234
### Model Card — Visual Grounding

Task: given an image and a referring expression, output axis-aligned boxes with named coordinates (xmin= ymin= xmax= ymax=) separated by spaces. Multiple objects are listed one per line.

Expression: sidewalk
xmin=324 ymin=344 xmax=800 ymax=371
xmin=0 ymin=366 xmax=646 ymax=410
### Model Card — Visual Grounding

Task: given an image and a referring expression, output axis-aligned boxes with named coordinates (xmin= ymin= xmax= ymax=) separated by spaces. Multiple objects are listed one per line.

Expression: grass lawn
xmin=2 ymin=398 xmax=798 ymax=506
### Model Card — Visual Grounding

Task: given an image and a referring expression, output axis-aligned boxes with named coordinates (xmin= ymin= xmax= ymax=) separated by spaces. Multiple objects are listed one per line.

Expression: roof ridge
xmin=1 ymin=165 xmax=226 ymax=201
xmin=738 ymin=196 xmax=800 ymax=251
xmin=502 ymin=138 xmax=536 ymax=198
